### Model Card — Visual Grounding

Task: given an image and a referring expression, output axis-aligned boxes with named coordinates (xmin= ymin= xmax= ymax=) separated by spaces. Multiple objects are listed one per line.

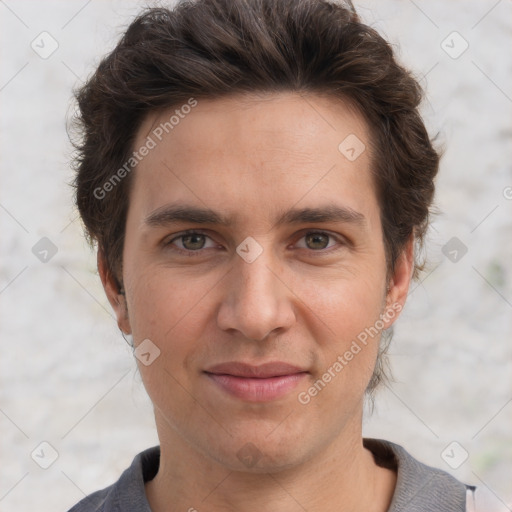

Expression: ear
xmin=382 ymin=234 xmax=414 ymax=328
xmin=97 ymin=248 xmax=132 ymax=335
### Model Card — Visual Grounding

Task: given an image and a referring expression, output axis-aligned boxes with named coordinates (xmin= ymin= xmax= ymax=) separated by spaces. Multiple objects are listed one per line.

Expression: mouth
xmin=203 ymin=361 xmax=309 ymax=402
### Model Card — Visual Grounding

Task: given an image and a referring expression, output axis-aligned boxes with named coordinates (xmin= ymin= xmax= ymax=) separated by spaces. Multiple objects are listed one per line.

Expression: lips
xmin=204 ymin=361 xmax=307 ymax=378
xmin=204 ymin=361 xmax=308 ymax=402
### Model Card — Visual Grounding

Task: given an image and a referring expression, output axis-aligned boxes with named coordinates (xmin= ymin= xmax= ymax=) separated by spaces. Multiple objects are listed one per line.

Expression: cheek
xmin=125 ymin=268 xmax=215 ymax=411
xmin=291 ymin=265 xmax=386 ymax=341
xmin=288 ymin=268 xmax=387 ymax=397
xmin=126 ymin=263 xmax=205 ymax=331
xmin=125 ymin=265 xmax=220 ymax=366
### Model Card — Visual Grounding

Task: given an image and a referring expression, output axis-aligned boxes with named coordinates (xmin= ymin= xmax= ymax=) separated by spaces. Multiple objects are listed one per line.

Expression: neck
xmin=145 ymin=412 xmax=396 ymax=512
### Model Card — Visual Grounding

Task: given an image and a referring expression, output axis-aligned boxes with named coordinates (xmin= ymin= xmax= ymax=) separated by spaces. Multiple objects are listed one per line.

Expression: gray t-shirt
xmin=68 ymin=438 xmax=472 ymax=511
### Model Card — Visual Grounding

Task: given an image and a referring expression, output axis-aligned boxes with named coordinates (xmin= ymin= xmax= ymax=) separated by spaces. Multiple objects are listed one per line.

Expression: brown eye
xmin=304 ymin=232 xmax=330 ymax=250
xmin=167 ymin=230 xmax=217 ymax=254
xmin=296 ymin=231 xmax=346 ymax=253
xmin=180 ymin=233 xmax=206 ymax=250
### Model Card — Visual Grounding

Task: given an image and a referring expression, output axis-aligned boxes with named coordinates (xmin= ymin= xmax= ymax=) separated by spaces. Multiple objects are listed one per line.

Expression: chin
xmin=203 ymin=428 xmax=315 ymax=474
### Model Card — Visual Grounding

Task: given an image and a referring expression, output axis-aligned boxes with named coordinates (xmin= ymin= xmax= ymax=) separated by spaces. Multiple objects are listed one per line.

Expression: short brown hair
xmin=71 ymin=0 xmax=440 ymax=394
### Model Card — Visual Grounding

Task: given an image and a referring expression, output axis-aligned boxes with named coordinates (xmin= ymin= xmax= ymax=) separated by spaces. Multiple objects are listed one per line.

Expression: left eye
xmin=295 ymin=232 xmax=339 ymax=250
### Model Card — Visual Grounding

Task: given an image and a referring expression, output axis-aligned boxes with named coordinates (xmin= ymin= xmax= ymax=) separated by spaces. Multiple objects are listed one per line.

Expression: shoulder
xmin=66 ymin=446 xmax=160 ymax=512
xmin=67 ymin=488 xmax=110 ymax=512
xmin=364 ymin=438 xmax=473 ymax=512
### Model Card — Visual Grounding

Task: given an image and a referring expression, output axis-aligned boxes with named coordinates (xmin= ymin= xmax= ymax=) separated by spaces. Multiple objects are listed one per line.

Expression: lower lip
xmin=205 ymin=372 xmax=307 ymax=402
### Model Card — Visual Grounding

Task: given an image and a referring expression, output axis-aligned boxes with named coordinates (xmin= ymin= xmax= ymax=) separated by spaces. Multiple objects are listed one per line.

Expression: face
xmin=101 ymin=92 xmax=412 ymax=472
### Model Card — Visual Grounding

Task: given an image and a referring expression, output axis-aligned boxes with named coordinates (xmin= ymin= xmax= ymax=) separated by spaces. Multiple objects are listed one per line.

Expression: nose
xmin=216 ymin=249 xmax=296 ymax=341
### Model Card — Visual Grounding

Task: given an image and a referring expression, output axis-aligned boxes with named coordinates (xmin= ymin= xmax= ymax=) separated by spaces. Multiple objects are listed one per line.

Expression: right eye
xmin=165 ymin=230 xmax=219 ymax=256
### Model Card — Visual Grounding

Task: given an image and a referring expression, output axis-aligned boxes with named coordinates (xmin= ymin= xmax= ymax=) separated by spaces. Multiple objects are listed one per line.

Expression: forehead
xmin=136 ymin=91 xmax=370 ymax=159
xmin=129 ymin=92 xmax=377 ymax=228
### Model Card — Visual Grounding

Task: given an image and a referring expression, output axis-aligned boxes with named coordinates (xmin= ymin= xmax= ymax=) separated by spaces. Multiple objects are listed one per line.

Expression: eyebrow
xmin=144 ymin=203 xmax=367 ymax=229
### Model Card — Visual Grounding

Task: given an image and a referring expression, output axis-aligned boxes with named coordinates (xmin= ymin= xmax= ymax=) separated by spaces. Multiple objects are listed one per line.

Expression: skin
xmin=99 ymin=92 xmax=414 ymax=512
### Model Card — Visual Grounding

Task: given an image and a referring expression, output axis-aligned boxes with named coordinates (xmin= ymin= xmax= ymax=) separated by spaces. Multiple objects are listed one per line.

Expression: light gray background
xmin=1 ymin=1 xmax=511 ymax=510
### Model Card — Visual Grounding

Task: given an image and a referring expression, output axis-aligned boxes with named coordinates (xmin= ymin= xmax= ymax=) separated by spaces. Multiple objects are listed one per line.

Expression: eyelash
xmin=165 ymin=229 xmax=346 ymax=257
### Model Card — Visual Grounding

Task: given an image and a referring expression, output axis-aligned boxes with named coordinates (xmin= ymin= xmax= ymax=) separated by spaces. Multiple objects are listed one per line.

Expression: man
xmin=69 ymin=0 xmax=473 ymax=510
